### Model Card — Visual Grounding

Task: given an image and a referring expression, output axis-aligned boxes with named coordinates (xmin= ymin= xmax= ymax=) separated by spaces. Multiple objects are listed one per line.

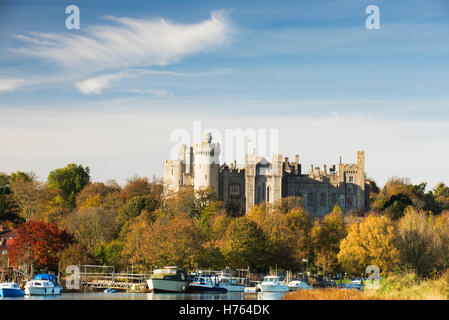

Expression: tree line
xmin=1 ymin=164 xmax=449 ymax=278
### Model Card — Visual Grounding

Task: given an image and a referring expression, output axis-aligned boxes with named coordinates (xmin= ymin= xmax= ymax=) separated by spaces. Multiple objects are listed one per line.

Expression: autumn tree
xmin=8 ymin=220 xmax=73 ymax=271
xmin=76 ymin=182 xmax=121 ymax=209
xmin=311 ymin=205 xmax=347 ymax=274
xmin=62 ymin=208 xmax=118 ymax=254
xmin=47 ymin=163 xmax=90 ymax=207
xmin=338 ymin=214 xmax=399 ymax=275
xmin=140 ymin=212 xmax=202 ymax=270
xmin=396 ymin=207 xmax=441 ymax=276
xmin=10 ymin=180 xmax=45 ymax=221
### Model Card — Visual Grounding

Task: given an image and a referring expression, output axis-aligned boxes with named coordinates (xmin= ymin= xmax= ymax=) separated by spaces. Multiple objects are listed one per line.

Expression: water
xmin=1 ymin=291 xmax=287 ymax=300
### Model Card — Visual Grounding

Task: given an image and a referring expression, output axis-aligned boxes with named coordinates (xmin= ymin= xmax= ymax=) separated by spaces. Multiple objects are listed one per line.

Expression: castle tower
xmin=245 ymin=152 xmax=257 ymax=212
xmin=193 ymin=132 xmax=220 ymax=193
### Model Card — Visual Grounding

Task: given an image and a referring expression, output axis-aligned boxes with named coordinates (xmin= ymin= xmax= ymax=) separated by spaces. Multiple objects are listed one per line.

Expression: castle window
xmin=267 ymin=186 xmax=270 ymax=203
xmin=319 ymin=193 xmax=327 ymax=207
xmin=230 ymin=185 xmax=240 ymax=196
xmin=349 ymin=176 xmax=354 ymax=183
xmin=348 ymin=185 xmax=353 ymax=194
xmin=307 ymin=192 xmax=317 ymax=207
xmin=347 ymin=197 xmax=353 ymax=207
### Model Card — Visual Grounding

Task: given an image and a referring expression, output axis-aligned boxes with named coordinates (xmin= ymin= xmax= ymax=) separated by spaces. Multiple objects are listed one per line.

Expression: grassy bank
xmin=283 ymin=271 xmax=449 ymax=300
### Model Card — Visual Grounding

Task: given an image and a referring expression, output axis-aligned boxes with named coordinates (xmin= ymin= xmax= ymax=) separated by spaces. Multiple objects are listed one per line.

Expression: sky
xmin=0 ymin=0 xmax=449 ymax=189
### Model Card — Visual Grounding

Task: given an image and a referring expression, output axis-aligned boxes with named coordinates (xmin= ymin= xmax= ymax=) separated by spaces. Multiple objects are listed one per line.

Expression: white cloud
xmin=0 ymin=78 xmax=23 ymax=92
xmin=75 ymin=72 xmax=126 ymax=94
xmin=14 ymin=11 xmax=233 ymax=70
xmin=127 ymin=88 xmax=174 ymax=97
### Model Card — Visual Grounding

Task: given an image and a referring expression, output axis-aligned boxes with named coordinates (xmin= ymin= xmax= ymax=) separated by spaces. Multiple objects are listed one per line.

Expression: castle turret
xmin=193 ymin=132 xmax=219 ymax=193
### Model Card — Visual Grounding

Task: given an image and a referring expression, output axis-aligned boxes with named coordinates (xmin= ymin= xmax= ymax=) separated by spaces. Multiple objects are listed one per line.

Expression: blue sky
xmin=1 ymin=0 xmax=449 ymax=188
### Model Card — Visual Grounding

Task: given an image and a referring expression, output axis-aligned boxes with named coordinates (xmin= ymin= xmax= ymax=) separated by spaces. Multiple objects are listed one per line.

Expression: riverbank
xmin=283 ymin=271 xmax=449 ymax=300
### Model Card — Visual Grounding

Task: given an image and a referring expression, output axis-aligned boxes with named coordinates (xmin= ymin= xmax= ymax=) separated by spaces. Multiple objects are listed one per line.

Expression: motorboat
xmin=0 ymin=282 xmax=25 ymax=297
xmin=24 ymin=273 xmax=62 ymax=295
xmin=104 ymin=288 xmax=117 ymax=293
xmin=147 ymin=266 xmax=189 ymax=293
xmin=346 ymin=279 xmax=364 ymax=291
xmin=218 ymin=275 xmax=245 ymax=292
xmin=257 ymin=275 xmax=289 ymax=292
xmin=287 ymin=280 xmax=313 ymax=291
xmin=189 ymin=275 xmax=228 ymax=293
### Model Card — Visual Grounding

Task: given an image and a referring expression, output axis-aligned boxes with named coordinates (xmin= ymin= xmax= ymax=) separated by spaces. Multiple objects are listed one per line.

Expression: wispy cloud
xmin=0 ymin=78 xmax=23 ymax=92
xmin=127 ymin=88 xmax=174 ymax=98
xmin=13 ymin=10 xmax=233 ymax=70
xmin=75 ymin=72 xmax=126 ymax=94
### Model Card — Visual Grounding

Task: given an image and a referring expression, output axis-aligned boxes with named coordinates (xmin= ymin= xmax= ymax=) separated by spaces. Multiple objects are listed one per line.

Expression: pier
xmin=77 ymin=265 xmax=152 ymax=291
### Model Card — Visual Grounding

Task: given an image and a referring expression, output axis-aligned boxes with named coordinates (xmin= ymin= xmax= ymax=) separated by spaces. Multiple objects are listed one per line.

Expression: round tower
xmin=193 ymin=132 xmax=219 ymax=193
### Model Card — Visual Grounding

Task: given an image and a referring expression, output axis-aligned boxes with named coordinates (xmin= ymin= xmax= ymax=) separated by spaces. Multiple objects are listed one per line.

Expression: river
xmin=1 ymin=291 xmax=287 ymax=300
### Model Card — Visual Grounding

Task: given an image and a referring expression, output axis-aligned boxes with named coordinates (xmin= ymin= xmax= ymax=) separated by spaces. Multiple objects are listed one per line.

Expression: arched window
xmin=348 ymin=185 xmax=353 ymax=194
xmin=267 ymin=186 xmax=270 ymax=203
xmin=347 ymin=197 xmax=353 ymax=207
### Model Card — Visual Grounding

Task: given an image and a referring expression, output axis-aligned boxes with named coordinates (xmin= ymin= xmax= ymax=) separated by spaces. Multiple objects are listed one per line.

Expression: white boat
xmin=218 ymin=275 xmax=245 ymax=292
xmin=0 ymin=282 xmax=25 ymax=297
xmin=287 ymin=280 xmax=313 ymax=291
xmin=147 ymin=266 xmax=189 ymax=293
xmin=257 ymin=275 xmax=289 ymax=292
xmin=25 ymin=274 xmax=62 ymax=295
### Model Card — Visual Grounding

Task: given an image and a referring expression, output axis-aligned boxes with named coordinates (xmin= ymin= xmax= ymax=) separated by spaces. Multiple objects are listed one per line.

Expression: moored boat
xmin=0 ymin=282 xmax=25 ymax=297
xmin=24 ymin=274 xmax=62 ymax=295
xmin=218 ymin=275 xmax=245 ymax=292
xmin=147 ymin=266 xmax=189 ymax=293
xmin=257 ymin=275 xmax=289 ymax=292
xmin=287 ymin=280 xmax=313 ymax=291
xmin=189 ymin=275 xmax=228 ymax=294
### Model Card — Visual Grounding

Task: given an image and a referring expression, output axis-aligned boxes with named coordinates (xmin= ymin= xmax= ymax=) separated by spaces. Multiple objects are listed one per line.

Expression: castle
xmin=164 ymin=133 xmax=369 ymax=216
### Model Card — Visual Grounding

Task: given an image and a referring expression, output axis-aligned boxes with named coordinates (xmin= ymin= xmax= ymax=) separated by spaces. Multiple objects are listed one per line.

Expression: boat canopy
xmin=33 ymin=273 xmax=59 ymax=285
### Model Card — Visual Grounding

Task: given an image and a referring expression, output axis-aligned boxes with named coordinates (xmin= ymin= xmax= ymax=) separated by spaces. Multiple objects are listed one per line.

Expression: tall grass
xmin=283 ymin=271 xmax=449 ymax=300
xmin=282 ymin=288 xmax=380 ymax=300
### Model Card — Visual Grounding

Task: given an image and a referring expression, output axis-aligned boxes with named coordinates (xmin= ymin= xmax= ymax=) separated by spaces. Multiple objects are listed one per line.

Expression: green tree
xmin=47 ymin=163 xmax=90 ymax=207
xmin=222 ymin=217 xmax=267 ymax=270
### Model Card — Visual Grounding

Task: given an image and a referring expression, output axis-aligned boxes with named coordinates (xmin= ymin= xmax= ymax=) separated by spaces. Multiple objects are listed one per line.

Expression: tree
xmin=10 ymin=180 xmax=45 ymax=221
xmin=47 ymin=163 xmax=90 ymax=207
xmin=8 ymin=220 xmax=73 ymax=271
xmin=396 ymin=207 xmax=441 ymax=276
xmin=222 ymin=217 xmax=267 ymax=270
xmin=76 ymin=182 xmax=120 ymax=209
xmin=62 ymin=208 xmax=118 ymax=254
xmin=434 ymin=183 xmax=449 ymax=211
xmin=311 ymin=205 xmax=347 ymax=274
xmin=95 ymin=240 xmax=124 ymax=268
xmin=58 ymin=243 xmax=97 ymax=272
xmin=338 ymin=214 xmax=399 ymax=275
xmin=116 ymin=195 xmax=160 ymax=227
xmin=10 ymin=171 xmax=36 ymax=183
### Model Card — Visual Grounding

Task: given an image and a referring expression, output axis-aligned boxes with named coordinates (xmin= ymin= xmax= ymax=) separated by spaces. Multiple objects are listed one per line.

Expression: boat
xmin=24 ymin=273 xmax=62 ymax=295
xmin=189 ymin=275 xmax=228 ymax=293
xmin=146 ymin=266 xmax=189 ymax=293
xmin=287 ymin=280 xmax=313 ymax=291
xmin=0 ymin=282 xmax=25 ymax=297
xmin=103 ymin=288 xmax=117 ymax=293
xmin=257 ymin=275 xmax=289 ymax=292
xmin=218 ymin=275 xmax=245 ymax=292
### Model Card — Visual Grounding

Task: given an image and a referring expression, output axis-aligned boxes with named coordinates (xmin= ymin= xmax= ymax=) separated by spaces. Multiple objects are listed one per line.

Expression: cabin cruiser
xmin=218 ymin=275 xmax=245 ymax=292
xmin=257 ymin=275 xmax=289 ymax=292
xmin=189 ymin=275 xmax=228 ymax=293
xmin=0 ymin=282 xmax=25 ymax=297
xmin=24 ymin=274 xmax=62 ymax=295
xmin=147 ymin=266 xmax=189 ymax=293
xmin=287 ymin=280 xmax=313 ymax=291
